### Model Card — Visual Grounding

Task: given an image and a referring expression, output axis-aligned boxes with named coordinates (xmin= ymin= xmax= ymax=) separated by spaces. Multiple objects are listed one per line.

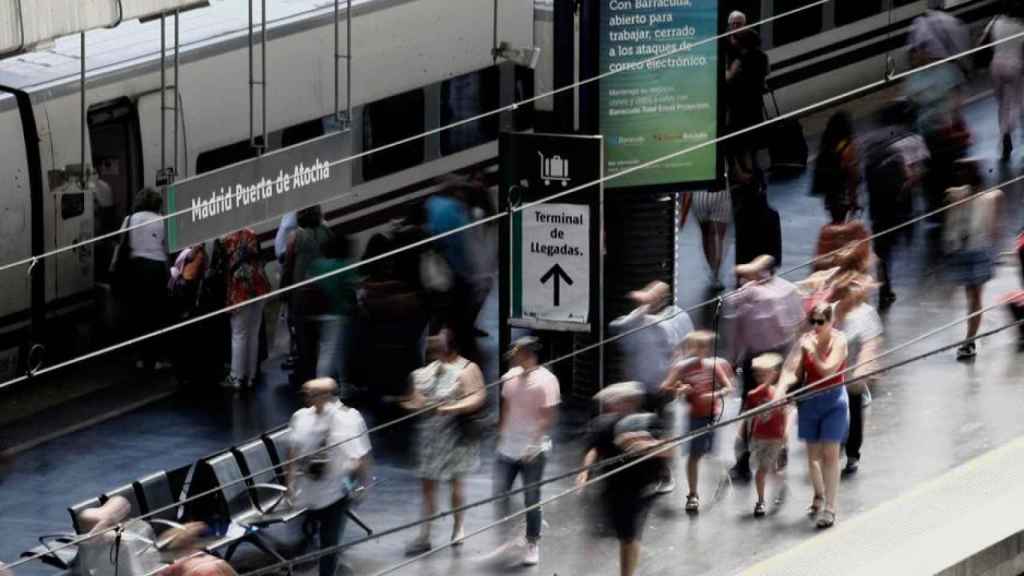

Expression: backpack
xmin=864 ymin=137 xmax=910 ymax=226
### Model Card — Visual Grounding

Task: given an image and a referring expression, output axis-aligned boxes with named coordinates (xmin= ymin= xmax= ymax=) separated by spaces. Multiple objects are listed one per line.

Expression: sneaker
xmin=220 ymin=376 xmax=242 ymax=390
xmin=522 ymin=542 xmax=539 ymax=566
xmin=655 ymin=477 xmax=676 ymax=495
xmin=956 ymin=343 xmax=976 ymax=362
xmin=685 ymin=494 xmax=700 ymax=513
xmin=862 ymin=388 xmax=872 ymax=408
xmin=842 ymin=457 xmax=859 ymax=476
xmin=753 ymin=501 xmax=766 ymax=518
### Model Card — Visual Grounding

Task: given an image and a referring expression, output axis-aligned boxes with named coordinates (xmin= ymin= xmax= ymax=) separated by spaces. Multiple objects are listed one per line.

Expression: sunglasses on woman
xmin=809 ymin=317 xmax=828 ymax=326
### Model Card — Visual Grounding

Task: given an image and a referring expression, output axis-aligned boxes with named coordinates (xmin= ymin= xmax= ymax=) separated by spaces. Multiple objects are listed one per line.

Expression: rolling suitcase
xmin=762 ymin=89 xmax=808 ymax=177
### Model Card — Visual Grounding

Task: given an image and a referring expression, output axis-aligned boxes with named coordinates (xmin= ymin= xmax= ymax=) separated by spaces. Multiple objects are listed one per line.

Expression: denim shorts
xmin=797 ymin=387 xmax=849 ymax=443
xmin=687 ymin=415 xmax=717 ymax=456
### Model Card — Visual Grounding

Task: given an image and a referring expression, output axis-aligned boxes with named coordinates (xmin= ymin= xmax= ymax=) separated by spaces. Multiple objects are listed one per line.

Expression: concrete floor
xmin=2 ymin=90 xmax=1024 ymax=576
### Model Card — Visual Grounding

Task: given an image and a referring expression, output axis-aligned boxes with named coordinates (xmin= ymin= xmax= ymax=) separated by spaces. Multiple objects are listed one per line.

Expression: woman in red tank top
xmin=782 ymin=303 xmax=849 ymax=529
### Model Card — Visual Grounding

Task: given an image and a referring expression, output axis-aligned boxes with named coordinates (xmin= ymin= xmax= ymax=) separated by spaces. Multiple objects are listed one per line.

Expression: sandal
xmin=807 ymin=495 xmax=824 ymax=518
xmin=685 ymin=494 xmax=700 ymax=514
xmin=404 ymin=536 xmax=432 ymax=556
xmin=816 ymin=509 xmax=836 ymax=529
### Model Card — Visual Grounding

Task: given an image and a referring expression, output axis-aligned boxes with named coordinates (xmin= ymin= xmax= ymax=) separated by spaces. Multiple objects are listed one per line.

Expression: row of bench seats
xmin=24 ymin=426 xmax=371 ymax=573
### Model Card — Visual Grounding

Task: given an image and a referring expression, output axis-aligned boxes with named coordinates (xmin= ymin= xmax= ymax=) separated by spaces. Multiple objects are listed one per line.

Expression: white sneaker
xmin=522 ymin=542 xmax=539 ymax=566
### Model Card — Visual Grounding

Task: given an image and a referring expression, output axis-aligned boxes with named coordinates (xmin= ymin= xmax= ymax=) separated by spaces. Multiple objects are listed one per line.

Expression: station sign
xmin=164 ymin=130 xmax=351 ymax=251
xmin=520 ymin=203 xmax=590 ymax=323
xmin=597 ymin=0 xmax=719 ymax=189
xmin=502 ymin=132 xmax=602 ymax=332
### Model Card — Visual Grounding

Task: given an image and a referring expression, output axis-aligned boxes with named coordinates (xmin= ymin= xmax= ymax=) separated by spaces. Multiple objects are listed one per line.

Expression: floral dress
xmin=222 ymin=229 xmax=271 ymax=307
xmin=412 ymin=358 xmax=480 ymax=480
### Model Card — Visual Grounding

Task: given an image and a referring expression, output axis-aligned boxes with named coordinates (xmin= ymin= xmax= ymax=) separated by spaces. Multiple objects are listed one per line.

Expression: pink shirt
xmin=498 ymin=366 xmax=561 ymax=459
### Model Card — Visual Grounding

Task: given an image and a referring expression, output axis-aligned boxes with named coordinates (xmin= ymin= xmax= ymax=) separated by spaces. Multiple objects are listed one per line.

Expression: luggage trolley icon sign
xmin=538 ymin=151 xmax=570 ymax=187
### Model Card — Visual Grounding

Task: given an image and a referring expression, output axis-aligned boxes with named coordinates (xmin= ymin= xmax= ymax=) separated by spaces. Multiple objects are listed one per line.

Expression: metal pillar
xmin=249 ymin=0 xmax=266 ymax=152
xmin=174 ymin=9 xmax=180 ymax=175
xmin=160 ymin=13 xmax=166 ymax=173
xmin=333 ymin=0 xmax=352 ymax=129
xmin=80 ymin=31 xmax=86 ymax=187
xmin=553 ymin=0 xmax=576 ymax=134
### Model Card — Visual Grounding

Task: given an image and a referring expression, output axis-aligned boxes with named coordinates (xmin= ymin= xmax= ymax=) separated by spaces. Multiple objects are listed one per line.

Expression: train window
xmin=281 ymin=117 xmax=326 ymax=148
xmin=835 ymin=0 xmax=882 ymax=26
xmin=362 ymin=89 xmax=426 ymax=181
xmin=440 ymin=67 xmax=499 ymax=156
xmin=771 ymin=0 xmax=823 ymax=46
xmin=195 ymin=139 xmax=258 ymax=174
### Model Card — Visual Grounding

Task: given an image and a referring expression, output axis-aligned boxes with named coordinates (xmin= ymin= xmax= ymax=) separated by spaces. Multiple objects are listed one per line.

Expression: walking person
xmin=724 ymin=28 xmax=768 ymax=192
xmin=829 ymin=274 xmax=884 ymax=475
xmin=944 ymin=159 xmax=1004 ymax=360
xmin=661 ymin=331 xmax=734 ymax=513
xmin=987 ymin=0 xmax=1024 ymax=160
xmin=780 ymin=303 xmax=850 ymax=529
xmin=609 ymin=281 xmax=694 ymax=493
xmin=282 ymin=205 xmax=334 ymax=385
xmin=724 ymin=255 xmax=803 ymax=480
xmin=863 ymin=101 xmax=930 ymax=307
xmin=222 ymin=228 xmax=271 ymax=390
xmin=744 ymin=353 xmax=790 ymax=517
xmin=306 ymin=233 xmax=359 ymax=399
xmin=680 ymin=188 xmax=733 ymax=291
xmin=402 ymin=330 xmax=486 ymax=555
xmin=811 ymin=111 xmax=862 ymax=223
xmin=576 ymin=382 xmax=667 ymax=576
xmin=119 ymin=187 xmax=170 ymax=372
xmin=287 ymin=378 xmax=372 ymax=576
xmin=493 ymin=336 xmax=560 ymax=566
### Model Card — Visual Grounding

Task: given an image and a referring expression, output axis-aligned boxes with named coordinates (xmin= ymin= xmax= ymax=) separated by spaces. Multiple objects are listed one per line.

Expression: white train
xmin=0 ymin=0 xmax=999 ymax=379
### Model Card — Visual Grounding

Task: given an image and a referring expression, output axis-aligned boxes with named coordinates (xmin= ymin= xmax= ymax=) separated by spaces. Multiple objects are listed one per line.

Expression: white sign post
xmin=520 ymin=203 xmax=590 ymax=325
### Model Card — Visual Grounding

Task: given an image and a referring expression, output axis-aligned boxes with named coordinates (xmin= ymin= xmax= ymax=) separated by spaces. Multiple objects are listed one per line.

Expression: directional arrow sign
xmin=540 ymin=263 xmax=573 ymax=306
xmin=518 ymin=203 xmax=590 ymax=323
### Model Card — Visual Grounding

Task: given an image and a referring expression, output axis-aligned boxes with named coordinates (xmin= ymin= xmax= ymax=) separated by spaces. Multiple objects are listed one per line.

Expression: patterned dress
xmin=413 ymin=358 xmax=480 ymax=480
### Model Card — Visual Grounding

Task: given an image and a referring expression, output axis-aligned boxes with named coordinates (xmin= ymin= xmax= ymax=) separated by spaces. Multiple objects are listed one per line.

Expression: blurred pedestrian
xmin=733 ymin=187 xmax=783 ymax=274
xmin=680 ymin=187 xmax=732 ymax=291
xmin=660 ymin=331 xmax=734 ymax=514
xmin=287 ymin=378 xmax=372 ymax=576
xmin=402 ymin=330 xmax=486 ymax=554
xmin=306 ymin=233 xmax=359 ymax=398
xmin=829 ymin=273 xmax=884 ymax=475
xmin=744 ymin=353 xmax=789 ymax=517
xmin=987 ymin=0 xmax=1024 ymax=160
xmin=493 ymin=336 xmax=560 ymax=566
xmin=275 ymin=211 xmax=299 ymax=370
xmin=576 ymin=382 xmax=667 ymax=576
xmin=811 ymin=110 xmax=861 ymax=222
xmin=781 ymin=303 xmax=849 ymax=529
xmin=609 ymin=280 xmax=694 ymax=493
xmin=221 ymin=228 xmax=271 ymax=390
xmin=283 ymin=206 xmax=334 ymax=385
xmin=724 ymin=255 xmax=803 ymax=480
xmin=863 ymin=100 xmax=929 ymax=307
xmin=120 ymin=187 xmax=170 ymax=372
xmin=907 ymin=0 xmax=970 ymax=214
xmin=944 ymin=160 xmax=1004 ymax=361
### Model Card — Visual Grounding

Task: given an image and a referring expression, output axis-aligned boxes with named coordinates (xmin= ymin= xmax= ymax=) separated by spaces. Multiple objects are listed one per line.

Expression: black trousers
xmin=845 ymin=391 xmax=864 ymax=461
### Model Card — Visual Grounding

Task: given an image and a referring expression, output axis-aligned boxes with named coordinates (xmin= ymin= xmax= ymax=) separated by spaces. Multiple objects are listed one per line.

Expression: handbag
xmin=451 ymin=358 xmax=490 ymax=441
xmin=108 ymin=215 xmax=132 ymax=295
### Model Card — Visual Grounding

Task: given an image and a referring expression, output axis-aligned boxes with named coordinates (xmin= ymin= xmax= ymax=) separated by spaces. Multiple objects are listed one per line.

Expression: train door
xmin=88 ymin=98 xmax=144 ymax=282
xmin=0 ymin=103 xmax=33 ymax=378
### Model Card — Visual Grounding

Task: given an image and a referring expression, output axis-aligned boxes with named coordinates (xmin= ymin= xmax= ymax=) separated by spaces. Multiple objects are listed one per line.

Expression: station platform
xmin=2 ymin=85 xmax=1023 ymax=576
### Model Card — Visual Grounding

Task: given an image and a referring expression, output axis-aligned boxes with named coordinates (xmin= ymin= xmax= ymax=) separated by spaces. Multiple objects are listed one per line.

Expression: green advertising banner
xmin=599 ymin=0 xmax=718 ymax=189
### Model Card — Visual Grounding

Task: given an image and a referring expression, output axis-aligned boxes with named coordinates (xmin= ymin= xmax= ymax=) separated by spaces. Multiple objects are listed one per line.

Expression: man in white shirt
xmin=494 ymin=337 xmax=560 ymax=566
xmin=288 ymin=378 xmax=372 ymax=576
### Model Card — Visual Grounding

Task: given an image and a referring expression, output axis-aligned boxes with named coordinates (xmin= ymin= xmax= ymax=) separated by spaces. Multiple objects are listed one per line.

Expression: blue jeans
xmin=308 ymin=497 xmax=349 ymax=576
xmin=494 ymin=453 xmax=546 ymax=542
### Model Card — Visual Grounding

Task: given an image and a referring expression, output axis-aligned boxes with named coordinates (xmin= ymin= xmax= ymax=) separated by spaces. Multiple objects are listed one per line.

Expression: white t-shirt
xmin=288 ymin=400 xmax=371 ymax=510
xmin=839 ymin=303 xmax=884 ymax=368
xmin=127 ymin=211 xmax=167 ymax=262
xmin=498 ymin=366 xmax=561 ymax=459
